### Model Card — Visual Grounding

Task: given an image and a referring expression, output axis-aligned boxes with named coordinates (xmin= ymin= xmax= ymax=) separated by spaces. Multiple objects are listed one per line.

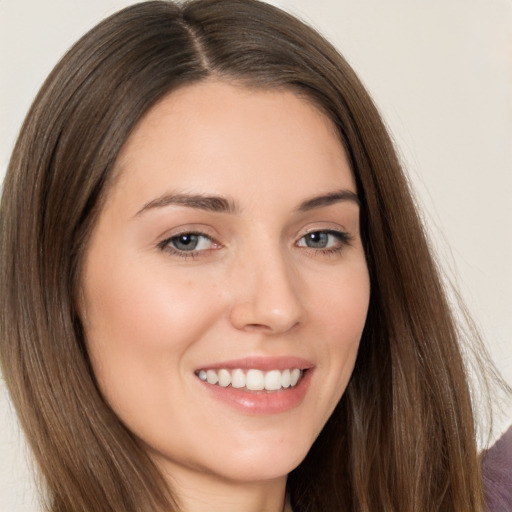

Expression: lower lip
xmin=197 ymin=369 xmax=313 ymax=414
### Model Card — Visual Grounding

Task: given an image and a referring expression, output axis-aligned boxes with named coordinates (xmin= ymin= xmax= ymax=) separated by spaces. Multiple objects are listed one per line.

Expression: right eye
xmin=159 ymin=232 xmax=217 ymax=257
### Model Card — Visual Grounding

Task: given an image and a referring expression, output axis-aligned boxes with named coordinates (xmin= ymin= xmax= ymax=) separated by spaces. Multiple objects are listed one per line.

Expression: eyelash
xmin=158 ymin=232 xmax=217 ymax=260
xmin=158 ymin=229 xmax=353 ymax=260
xmin=298 ymin=229 xmax=353 ymax=257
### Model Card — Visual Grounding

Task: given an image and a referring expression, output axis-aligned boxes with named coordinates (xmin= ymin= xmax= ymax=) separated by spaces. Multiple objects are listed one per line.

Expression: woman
xmin=0 ymin=1 xmax=506 ymax=510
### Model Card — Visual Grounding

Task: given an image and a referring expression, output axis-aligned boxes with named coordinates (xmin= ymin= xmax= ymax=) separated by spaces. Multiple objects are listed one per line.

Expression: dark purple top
xmin=482 ymin=425 xmax=512 ymax=511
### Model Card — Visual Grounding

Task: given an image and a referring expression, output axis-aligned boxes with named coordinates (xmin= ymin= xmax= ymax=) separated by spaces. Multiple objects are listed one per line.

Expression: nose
xmin=229 ymin=248 xmax=305 ymax=334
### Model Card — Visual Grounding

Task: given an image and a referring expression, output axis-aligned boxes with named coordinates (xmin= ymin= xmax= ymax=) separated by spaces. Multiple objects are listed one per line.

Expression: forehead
xmin=110 ymin=80 xmax=354 ymax=211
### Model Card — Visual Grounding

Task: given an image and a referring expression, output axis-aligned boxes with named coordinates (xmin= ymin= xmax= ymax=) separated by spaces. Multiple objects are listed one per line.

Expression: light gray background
xmin=1 ymin=1 xmax=511 ymax=510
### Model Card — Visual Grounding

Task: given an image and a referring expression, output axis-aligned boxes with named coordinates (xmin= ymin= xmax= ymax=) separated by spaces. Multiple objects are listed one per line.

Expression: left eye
xmin=166 ymin=233 xmax=213 ymax=252
xmin=297 ymin=231 xmax=345 ymax=249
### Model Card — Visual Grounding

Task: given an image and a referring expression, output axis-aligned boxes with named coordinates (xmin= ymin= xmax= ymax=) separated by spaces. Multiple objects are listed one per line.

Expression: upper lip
xmin=195 ymin=356 xmax=314 ymax=372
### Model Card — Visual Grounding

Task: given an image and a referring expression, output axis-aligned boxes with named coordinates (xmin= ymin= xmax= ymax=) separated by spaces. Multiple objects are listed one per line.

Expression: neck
xmin=161 ymin=464 xmax=288 ymax=512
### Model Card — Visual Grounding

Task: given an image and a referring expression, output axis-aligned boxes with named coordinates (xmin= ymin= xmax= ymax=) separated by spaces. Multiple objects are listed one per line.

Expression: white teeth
xmin=231 ymin=369 xmax=246 ymax=388
xmin=197 ymin=368 xmax=304 ymax=391
xmin=281 ymin=369 xmax=291 ymax=388
xmin=246 ymin=369 xmax=265 ymax=390
xmin=206 ymin=369 xmax=218 ymax=385
xmin=264 ymin=370 xmax=282 ymax=391
xmin=218 ymin=369 xmax=231 ymax=387
xmin=290 ymin=368 xmax=301 ymax=386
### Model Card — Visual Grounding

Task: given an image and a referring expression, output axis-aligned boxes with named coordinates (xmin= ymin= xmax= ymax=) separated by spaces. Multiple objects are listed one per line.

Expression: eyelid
xmin=157 ymin=226 xmax=223 ymax=259
xmin=295 ymin=228 xmax=354 ymax=255
xmin=298 ymin=228 xmax=352 ymax=242
xmin=156 ymin=223 xmax=218 ymax=244
xmin=298 ymin=222 xmax=353 ymax=240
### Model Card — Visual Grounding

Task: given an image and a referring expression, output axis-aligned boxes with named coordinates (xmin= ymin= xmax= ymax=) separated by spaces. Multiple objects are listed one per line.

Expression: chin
xmin=148 ymin=427 xmax=314 ymax=486
xmin=221 ymin=449 xmax=307 ymax=483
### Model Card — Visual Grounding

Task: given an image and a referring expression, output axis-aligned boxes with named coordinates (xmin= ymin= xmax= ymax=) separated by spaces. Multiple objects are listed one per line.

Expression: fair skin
xmin=81 ymin=80 xmax=370 ymax=512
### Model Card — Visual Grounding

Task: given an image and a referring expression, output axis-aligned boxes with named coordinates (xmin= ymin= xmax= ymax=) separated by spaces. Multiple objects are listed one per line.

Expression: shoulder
xmin=482 ymin=425 xmax=512 ymax=511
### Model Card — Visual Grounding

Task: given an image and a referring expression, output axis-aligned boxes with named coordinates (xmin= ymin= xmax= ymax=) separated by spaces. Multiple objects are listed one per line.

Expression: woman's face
xmin=81 ymin=81 xmax=369 ymax=489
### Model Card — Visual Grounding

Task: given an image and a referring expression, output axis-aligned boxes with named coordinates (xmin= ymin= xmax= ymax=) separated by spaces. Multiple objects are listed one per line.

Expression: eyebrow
xmin=136 ymin=193 xmax=239 ymax=216
xmin=135 ymin=189 xmax=359 ymax=217
xmin=296 ymin=189 xmax=359 ymax=212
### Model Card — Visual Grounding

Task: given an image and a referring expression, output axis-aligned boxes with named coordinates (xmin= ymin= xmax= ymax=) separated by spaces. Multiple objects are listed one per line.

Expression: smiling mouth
xmin=196 ymin=368 xmax=304 ymax=391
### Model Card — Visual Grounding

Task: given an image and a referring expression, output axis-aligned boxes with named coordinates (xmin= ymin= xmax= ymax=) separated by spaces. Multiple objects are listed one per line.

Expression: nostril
xmin=246 ymin=323 xmax=274 ymax=331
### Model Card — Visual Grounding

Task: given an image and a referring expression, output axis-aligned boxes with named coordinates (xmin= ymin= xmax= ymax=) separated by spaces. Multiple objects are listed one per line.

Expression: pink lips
xmin=195 ymin=356 xmax=314 ymax=372
xmin=195 ymin=356 xmax=314 ymax=414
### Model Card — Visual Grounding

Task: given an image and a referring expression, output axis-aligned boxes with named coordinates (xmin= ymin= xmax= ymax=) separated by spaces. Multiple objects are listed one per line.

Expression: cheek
xmin=314 ymin=259 xmax=370 ymax=343
xmin=85 ymin=247 xmax=215 ymax=339
xmin=80 ymin=251 xmax=223 ymax=407
xmin=311 ymin=260 xmax=370 ymax=396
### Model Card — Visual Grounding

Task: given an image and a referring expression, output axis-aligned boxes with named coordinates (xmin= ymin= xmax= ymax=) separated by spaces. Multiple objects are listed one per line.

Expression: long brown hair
xmin=0 ymin=1 xmax=491 ymax=510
